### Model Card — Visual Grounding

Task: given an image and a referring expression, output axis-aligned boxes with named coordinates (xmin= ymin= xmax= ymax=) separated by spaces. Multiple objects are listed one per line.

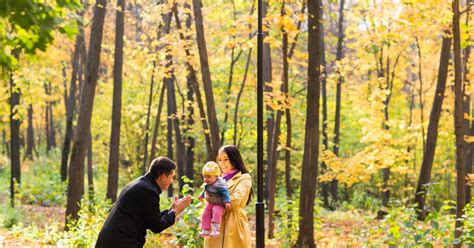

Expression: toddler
xmin=199 ymin=161 xmax=231 ymax=237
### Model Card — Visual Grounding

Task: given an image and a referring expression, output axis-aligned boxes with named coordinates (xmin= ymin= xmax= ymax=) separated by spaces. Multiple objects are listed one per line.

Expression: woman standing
xmin=204 ymin=145 xmax=253 ymax=248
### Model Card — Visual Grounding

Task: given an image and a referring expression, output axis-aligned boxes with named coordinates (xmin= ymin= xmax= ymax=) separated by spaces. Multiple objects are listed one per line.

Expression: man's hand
xmin=225 ymin=202 xmax=231 ymax=210
xmin=172 ymin=195 xmax=192 ymax=215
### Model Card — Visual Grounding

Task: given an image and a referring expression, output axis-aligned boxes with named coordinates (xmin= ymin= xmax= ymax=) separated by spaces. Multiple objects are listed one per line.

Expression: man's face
xmin=159 ymin=171 xmax=176 ymax=191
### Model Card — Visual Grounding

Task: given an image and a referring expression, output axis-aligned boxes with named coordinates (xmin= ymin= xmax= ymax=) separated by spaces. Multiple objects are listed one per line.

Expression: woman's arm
xmin=229 ymin=177 xmax=252 ymax=210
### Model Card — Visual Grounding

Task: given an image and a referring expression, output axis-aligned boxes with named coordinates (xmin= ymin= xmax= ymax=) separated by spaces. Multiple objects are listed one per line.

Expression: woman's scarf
xmin=223 ymin=169 xmax=239 ymax=181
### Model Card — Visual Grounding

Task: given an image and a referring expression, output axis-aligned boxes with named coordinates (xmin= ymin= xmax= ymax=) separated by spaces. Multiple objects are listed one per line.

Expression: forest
xmin=0 ymin=0 xmax=473 ymax=246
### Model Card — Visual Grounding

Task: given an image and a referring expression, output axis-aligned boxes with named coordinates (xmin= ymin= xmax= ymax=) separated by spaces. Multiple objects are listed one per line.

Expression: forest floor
xmin=0 ymin=204 xmax=378 ymax=247
xmin=0 ymin=205 xmax=63 ymax=248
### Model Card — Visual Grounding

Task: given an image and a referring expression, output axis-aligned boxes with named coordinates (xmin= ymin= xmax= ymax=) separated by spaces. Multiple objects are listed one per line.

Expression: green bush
xmin=460 ymin=204 xmax=474 ymax=245
xmin=0 ymin=203 xmax=23 ymax=228
xmin=274 ymin=195 xmax=301 ymax=247
xmin=170 ymin=177 xmax=203 ymax=248
xmin=17 ymin=150 xmax=66 ymax=206
xmin=59 ymin=196 xmax=112 ymax=247
xmin=360 ymin=201 xmax=454 ymax=247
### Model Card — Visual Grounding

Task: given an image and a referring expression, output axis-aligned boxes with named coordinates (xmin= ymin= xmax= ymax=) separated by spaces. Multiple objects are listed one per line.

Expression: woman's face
xmin=218 ymin=151 xmax=235 ymax=174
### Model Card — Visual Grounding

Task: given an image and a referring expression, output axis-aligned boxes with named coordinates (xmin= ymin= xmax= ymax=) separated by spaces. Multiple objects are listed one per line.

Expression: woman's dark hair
xmin=218 ymin=145 xmax=253 ymax=205
xmin=148 ymin=156 xmax=176 ymax=179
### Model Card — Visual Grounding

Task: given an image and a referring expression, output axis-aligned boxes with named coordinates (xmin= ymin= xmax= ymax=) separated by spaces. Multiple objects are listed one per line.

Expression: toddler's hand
xmin=225 ymin=203 xmax=231 ymax=210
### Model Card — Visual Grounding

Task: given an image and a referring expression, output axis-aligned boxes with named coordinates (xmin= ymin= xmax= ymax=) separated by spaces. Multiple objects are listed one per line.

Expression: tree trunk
xmin=379 ymin=49 xmax=402 ymax=209
xmin=192 ymin=0 xmax=220 ymax=158
xmin=220 ymin=19 xmax=243 ymax=144
xmin=167 ymin=92 xmax=174 ymax=197
xmin=45 ymin=83 xmax=51 ymax=152
xmin=149 ymin=81 xmax=166 ymax=163
xmin=468 ymin=103 xmax=474 ymax=203
xmin=267 ymin=110 xmax=281 ymax=239
xmin=320 ymin=0 xmax=330 ymax=209
xmin=142 ymin=60 xmax=157 ymax=175
xmin=87 ymin=130 xmax=94 ymax=204
xmin=405 ymin=91 xmax=415 ymax=204
xmin=25 ymin=104 xmax=35 ymax=160
xmin=414 ymin=33 xmax=451 ymax=220
xmin=61 ymin=25 xmax=84 ymax=182
xmin=184 ymin=3 xmax=195 ymax=182
xmin=285 ymin=107 xmax=292 ymax=198
xmin=49 ymin=82 xmax=57 ymax=149
xmin=185 ymin=76 xmax=195 ymax=182
xmin=174 ymin=3 xmax=213 ymax=161
xmin=296 ymin=0 xmax=321 ymax=245
xmin=2 ymin=129 xmax=8 ymax=156
xmin=233 ymin=48 xmax=252 ymax=146
xmin=331 ymin=0 xmax=345 ymax=205
xmin=166 ymin=10 xmax=175 ymax=197
xmin=463 ymin=11 xmax=472 ymax=204
xmin=66 ymin=0 xmax=107 ymax=224
xmin=415 ymin=37 xmax=426 ymax=151
xmin=168 ymin=72 xmax=186 ymax=192
xmin=452 ymin=0 xmax=467 ymax=244
xmin=268 ymin=2 xmax=293 ymax=238
xmin=10 ymin=49 xmax=20 ymax=207
xmin=106 ymin=0 xmax=125 ymax=203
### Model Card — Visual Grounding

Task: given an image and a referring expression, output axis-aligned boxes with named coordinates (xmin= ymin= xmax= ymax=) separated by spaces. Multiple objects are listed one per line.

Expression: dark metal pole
xmin=256 ymin=0 xmax=265 ymax=246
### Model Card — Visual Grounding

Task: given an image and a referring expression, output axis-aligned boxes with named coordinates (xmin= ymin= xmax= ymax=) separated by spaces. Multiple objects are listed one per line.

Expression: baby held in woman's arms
xmin=198 ymin=162 xmax=231 ymax=237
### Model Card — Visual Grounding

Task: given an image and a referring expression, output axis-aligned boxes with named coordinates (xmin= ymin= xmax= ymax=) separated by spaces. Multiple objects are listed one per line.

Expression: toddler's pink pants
xmin=200 ymin=203 xmax=224 ymax=230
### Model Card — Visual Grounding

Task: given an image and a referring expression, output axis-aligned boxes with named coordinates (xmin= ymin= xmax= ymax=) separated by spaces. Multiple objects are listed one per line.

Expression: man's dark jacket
xmin=95 ymin=173 xmax=175 ymax=248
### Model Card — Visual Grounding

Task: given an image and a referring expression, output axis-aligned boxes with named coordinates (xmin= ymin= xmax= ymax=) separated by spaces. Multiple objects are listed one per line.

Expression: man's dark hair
xmin=148 ymin=157 xmax=176 ymax=179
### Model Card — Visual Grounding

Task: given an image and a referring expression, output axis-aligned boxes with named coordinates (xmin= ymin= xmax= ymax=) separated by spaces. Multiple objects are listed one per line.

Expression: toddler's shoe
xmin=210 ymin=222 xmax=221 ymax=237
xmin=199 ymin=229 xmax=210 ymax=237
xmin=210 ymin=230 xmax=220 ymax=237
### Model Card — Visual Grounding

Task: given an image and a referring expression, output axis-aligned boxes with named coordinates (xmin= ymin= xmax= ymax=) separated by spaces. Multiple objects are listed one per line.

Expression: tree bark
xmin=174 ymin=3 xmax=213 ymax=161
xmin=25 ymin=104 xmax=35 ymax=160
xmin=45 ymin=83 xmax=51 ymax=152
xmin=184 ymin=5 xmax=195 ymax=182
xmin=415 ymin=37 xmax=426 ymax=151
xmin=192 ymin=0 xmax=220 ymax=157
xmin=142 ymin=60 xmax=157 ymax=175
xmin=48 ymin=81 xmax=57 ymax=149
xmin=452 ymin=0 xmax=467 ymax=244
xmin=168 ymin=71 xmax=186 ymax=192
xmin=268 ymin=1 xmax=293 ymax=238
xmin=2 ymin=129 xmax=8 ymax=156
xmin=414 ymin=33 xmax=451 ymax=220
xmin=161 ymin=10 xmax=186 ymax=191
xmin=318 ymin=0 xmax=330 ymax=209
xmin=66 ymin=0 xmax=107 ymax=224
xmin=167 ymin=90 xmax=174 ymax=197
xmin=463 ymin=11 xmax=472 ymax=204
xmin=87 ymin=130 xmax=94 ymax=204
xmin=185 ymin=76 xmax=195 ymax=182
xmin=106 ymin=0 xmax=125 ymax=203
xmin=378 ymin=48 xmax=402 ymax=209
xmin=61 ymin=26 xmax=83 ymax=182
xmin=296 ymin=0 xmax=321 ymax=245
xmin=149 ymin=79 xmax=166 ymax=161
xmin=233 ymin=48 xmax=252 ymax=146
xmin=220 ymin=3 xmax=243 ymax=143
xmin=9 ymin=49 xmax=20 ymax=207
xmin=331 ymin=0 xmax=345 ymax=204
